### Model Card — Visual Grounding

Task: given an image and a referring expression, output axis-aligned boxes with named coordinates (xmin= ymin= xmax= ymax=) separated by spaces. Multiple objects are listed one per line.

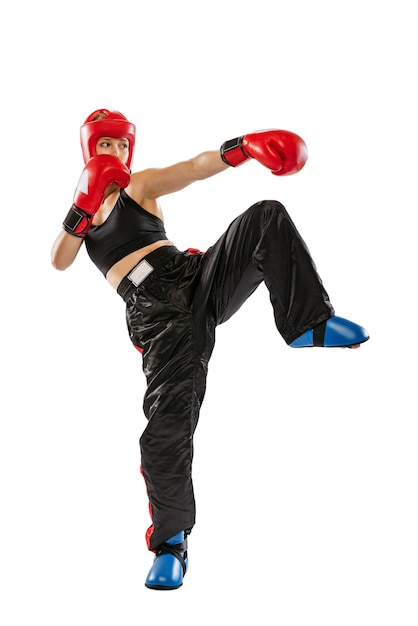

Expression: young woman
xmin=51 ymin=109 xmax=369 ymax=590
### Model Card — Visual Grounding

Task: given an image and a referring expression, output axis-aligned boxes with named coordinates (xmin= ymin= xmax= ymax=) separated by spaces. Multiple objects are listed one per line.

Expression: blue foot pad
xmin=290 ymin=316 xmax=369 ymax=348
xmin=145 ymin=532 xmax=188 ymax=590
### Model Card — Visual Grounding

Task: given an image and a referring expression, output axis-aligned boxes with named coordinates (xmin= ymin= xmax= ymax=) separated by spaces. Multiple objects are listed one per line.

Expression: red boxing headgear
xmin=80 ymin=109 xmax=136 ymax=169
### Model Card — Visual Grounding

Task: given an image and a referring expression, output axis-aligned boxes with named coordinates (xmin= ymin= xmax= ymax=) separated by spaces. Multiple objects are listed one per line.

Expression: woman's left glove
xmin=220 ymin=129 xmax=308 ymax=176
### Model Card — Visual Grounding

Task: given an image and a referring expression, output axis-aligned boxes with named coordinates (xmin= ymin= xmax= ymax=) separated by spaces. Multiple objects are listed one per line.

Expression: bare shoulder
xmin=126 ymin=170 xmax=147 ymax=201
xmin=126 ymin=170 xmax=163 ymax=218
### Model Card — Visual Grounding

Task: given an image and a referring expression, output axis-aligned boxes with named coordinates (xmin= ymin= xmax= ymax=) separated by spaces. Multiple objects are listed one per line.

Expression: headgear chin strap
xmin=80 ymin=109 xmax=136 ymax=170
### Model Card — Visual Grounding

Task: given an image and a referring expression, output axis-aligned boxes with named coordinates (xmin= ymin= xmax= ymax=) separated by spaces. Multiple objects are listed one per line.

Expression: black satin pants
xmin=122 ymin=200 xmax=334 ymax=550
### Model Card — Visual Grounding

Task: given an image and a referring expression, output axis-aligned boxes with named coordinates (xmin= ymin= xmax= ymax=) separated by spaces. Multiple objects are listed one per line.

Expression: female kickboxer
xmin=51 ymin=109 xmax=369 ymax=590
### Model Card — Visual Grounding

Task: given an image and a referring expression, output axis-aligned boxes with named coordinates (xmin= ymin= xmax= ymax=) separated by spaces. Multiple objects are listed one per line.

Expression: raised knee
xmin=247 ymin=199 xmax=287 ymax=219
xmin=252 ymin=199 xmax=285 ymax=211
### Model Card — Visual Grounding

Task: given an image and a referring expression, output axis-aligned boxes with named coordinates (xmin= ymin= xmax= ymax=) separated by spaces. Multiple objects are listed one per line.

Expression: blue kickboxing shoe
xmin=290 ymin=316 xmax=369 ymax=348
xmin=145 ymin=531 xmax=188 ymax=590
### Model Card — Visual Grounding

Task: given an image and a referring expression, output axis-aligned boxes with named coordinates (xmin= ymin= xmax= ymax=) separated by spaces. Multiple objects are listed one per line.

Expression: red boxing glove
xmin=63 ymin=154 xmax=130 ymax=238
xmin=220 ymin=129 xmax=308 ymax=176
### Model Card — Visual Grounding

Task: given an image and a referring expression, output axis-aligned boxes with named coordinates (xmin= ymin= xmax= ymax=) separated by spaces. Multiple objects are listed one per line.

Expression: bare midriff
xmin=106 ymin=240 xmax=174 ymax=290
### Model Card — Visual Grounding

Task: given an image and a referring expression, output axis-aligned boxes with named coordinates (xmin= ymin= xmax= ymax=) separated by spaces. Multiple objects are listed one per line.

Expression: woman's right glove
xmin=63 ymin=154 xmax=130 ymax=238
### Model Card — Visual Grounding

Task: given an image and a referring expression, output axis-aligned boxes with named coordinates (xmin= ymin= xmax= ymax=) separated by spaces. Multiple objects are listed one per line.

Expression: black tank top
xmin=85 ymin=189 xmax=168 ymax=276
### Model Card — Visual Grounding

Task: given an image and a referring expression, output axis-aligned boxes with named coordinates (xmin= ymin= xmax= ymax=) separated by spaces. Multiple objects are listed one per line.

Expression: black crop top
xmin=85 ymin=189 xmax=168 ymax=276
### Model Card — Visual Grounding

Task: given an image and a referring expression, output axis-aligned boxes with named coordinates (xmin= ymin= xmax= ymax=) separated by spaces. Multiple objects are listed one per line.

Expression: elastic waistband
xmin=117 ymin=246 xmax=179 ymax=302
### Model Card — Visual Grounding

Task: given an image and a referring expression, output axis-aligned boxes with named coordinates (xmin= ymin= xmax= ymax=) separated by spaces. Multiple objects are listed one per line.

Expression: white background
xmin=1 ymin=1 xmax=417 ymax=624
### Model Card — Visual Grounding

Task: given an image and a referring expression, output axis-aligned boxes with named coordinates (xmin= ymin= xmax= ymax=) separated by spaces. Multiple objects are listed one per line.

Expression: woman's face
xmin=96 ymin=137 xmax=130 ymax=164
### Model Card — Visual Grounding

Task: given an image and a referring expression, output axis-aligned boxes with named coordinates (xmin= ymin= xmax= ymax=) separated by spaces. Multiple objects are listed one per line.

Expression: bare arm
xmin=132 ymin=150 xmax=229 ymax=200
xmin=51 ymin=230 xmax=84 ymax=270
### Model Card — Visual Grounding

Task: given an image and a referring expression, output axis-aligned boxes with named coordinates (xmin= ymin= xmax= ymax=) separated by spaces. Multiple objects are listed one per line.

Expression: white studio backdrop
xmin=1 ymin=1 xmax=417 ymax=625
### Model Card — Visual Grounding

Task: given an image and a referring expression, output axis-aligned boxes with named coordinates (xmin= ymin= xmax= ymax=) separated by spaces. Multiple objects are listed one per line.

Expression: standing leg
xmin=124 ymin=250 xmax=214 ymax=588
xmin=139 ymin=329 xmax=206 ymax=590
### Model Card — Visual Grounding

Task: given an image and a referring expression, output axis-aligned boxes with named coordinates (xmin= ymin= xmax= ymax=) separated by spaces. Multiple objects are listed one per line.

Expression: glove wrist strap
xmin=220 ymin=136 xmax=249 ymax=167
xmin=63 ymin=204 xmax=93 ymax=238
